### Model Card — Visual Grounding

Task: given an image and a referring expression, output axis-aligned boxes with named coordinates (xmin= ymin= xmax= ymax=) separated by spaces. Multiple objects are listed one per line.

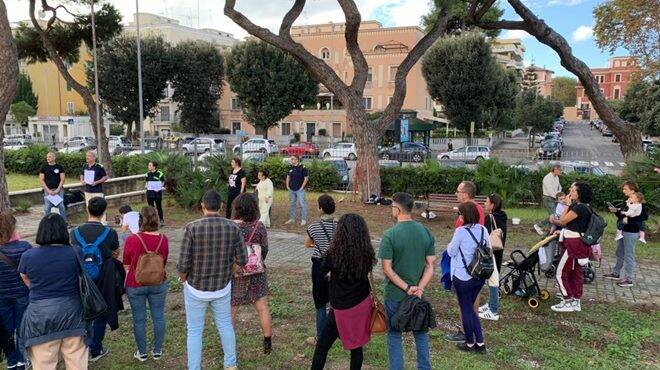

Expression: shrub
xmin=473 ymin=159 xmax=535 ymax=206
xmin=622 ymin=153 xmax=659 ymax=212
xmin=305 ymin=160 xmax=340 ymax=192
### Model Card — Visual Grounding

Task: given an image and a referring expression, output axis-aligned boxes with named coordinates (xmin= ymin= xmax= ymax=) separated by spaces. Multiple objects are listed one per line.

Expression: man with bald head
xmin=39 ymin=151 xmax=67 ymax=222
xmin=80 ymin=151 xmax=109 ymax=222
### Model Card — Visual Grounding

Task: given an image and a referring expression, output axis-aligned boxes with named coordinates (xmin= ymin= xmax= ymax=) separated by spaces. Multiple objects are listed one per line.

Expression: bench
xmin=425 ymin=194 xmax=488 ymax=219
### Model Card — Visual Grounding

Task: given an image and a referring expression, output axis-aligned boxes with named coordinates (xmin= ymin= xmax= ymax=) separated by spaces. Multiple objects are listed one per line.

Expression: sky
xmin=5 ymin=0 xmax=628 ymax=77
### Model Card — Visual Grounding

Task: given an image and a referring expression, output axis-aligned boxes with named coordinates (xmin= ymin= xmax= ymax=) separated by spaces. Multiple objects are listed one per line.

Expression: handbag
xmin=234 ymin=222 xmax=265 ymax=277
xmin=488 ymin=214 xmax=504 ymax=251
xmin=73 ymin=247 xmax=108 ymax=321
xmin=368 ymin=272 xmax=387 ymax=334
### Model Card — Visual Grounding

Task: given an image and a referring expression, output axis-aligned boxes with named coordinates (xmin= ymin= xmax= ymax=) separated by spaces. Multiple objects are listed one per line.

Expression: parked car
xmin=3 ymin=134 xmax=33 ymax=145
xmin=561 ymin=161 xmax=606 ymax=176
xmin=280 ymin=142 xmax=319 ymax=157
xmin=534 ymin=133 xmax=547 ymax=143
xmin=538 ymin=139 xmax=562 ymax=159
xmin=380 ymin=142 xmax=431 ymax=163
xmin=542 ymin=132 xmax=563 ymax=147
xmin=61 ymin=136 xmax=96 ymax=153
xmin=183 ymin=137 xmax=224 ymax=155
xmin=437 ymin=145 xmax=490 ymax=163
xmin=125 ymin=149 xmax=154 ymax=156
xmin=232 ymin=137 xmax=278 ymax=154
xmin=324 ymin=157 xmax=350 ymax=189
xmin=108 ymin=136 xmax=131 ymax=155
xmin=3 ymin=141 xmax=28 ymax=150
xmin=321 ymin=142 xmax=357 ymax=160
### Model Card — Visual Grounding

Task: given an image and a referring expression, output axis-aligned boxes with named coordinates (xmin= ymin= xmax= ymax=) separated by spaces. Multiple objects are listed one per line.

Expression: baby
xmin=615 ymin=192 xmax=646 ymax=243
xmin=550 ymin=192 xmax=568 ymax=235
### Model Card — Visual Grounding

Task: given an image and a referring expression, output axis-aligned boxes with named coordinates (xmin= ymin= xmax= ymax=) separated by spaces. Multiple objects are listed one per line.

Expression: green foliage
xmin=170 ymin=41 xmax=224 ymax=134
xmin=109 ymin=124 xmax=124 ymax=136
xmin=551 ymin=76 xmax=577 ymax=107
xmin=92 ymin=35 xmax=173 ymax=139
xmin=14 ymin=73 xmax=38 ymax=111
xmin=473 ymin=159 xmax=535 ymax=205
xmin=617 ymin=79 xmax=659 ymax=136
xmin=514 ymin=89 xmax=561 ymax=133
xmin=245 ymin=156 xmax=291 ymax=188
xmin=482 ymin=68 xmax=520 ymax=131
xmin=622 ymin=153 xmax=659 ymax=211
xmin=422 ymin=0 xmax=504 ymax=37
xmin=226 ymin=41 xmax=318 ymax=136
xmin=9 ymin=101 xmax=36 ymax=125
xmin=175 ymin=170 xmax=227 ymax=210
xmin=13 ymin=199 xmax=33 ymax=213
xmin=304 ymin=161 xmax=340 ymax=192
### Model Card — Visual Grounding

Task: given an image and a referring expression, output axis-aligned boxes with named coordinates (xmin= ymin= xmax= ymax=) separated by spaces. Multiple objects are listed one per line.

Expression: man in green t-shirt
xmin=379 ymin=192 xmax=436 ymax=370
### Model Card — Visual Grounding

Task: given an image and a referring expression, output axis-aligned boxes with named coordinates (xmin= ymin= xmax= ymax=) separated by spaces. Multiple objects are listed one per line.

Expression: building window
xmin=281 ymin=122 xmax=291 ymax=136
xmin=321 ymin=48 xmax=330 ymax=60
xmin=231 ymin=97 xmax=241 ymax=110
xmin=231 ymin=121 xmax=241 ymax=134
xmin=614 ymin=60 xmax=620 ymax=67
xmin=362 ymin=97 xmax=372 ymax=110
xmin=160 ymin=106 xmax=170 ymax=121
xmin=332 ymin=122 xmax=341 ymax=137
xmin=366 ymin=67 xmax=373 ymax=83
xmin=596 ymin=75 xmax=604 ymax=83
xmin=615 ymin=74 xmax=621 ymax=82
xmin=66 ymin=82 xmax=72 ymax=92
xmin=622 ymin=60 xmax=627 ymax=67
xmin=389 ymin=66 xmax=398 ymax=82
xmin=614 ymin=88 xmax=620 ymax=100
xmin=66 ymin=102 xmax=74 ymax=115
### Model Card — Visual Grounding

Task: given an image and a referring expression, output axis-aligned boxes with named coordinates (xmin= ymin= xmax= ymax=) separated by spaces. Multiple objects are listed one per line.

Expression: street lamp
xmin=136 ymin=1 xmax=145 ymax=152
xmin=90 ymin=0 xmax=102 ymax=163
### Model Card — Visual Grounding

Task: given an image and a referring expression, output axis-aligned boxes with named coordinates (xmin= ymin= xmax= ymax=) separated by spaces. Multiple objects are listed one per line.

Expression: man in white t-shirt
xmin=118 ymin=205 xmax=140 ymax=244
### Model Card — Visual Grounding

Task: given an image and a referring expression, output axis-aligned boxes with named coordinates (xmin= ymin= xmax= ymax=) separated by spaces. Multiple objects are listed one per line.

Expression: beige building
xmin=526 ymin=66 xmax=554 ymax=97
xmin=219 ymin=21 xmax=435 ymax=140
xmin=490 ymin=38 xmax=525 ymax=72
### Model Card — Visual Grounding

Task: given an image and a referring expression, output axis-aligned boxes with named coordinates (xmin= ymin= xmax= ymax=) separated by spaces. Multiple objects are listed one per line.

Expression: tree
xmin=0 ymin=0 xmax=19 ymax=211
xmin=14 ymin=73 xmax=38 ymax=111
xmin=593 ymin=0 xmax=660 ymax=78
xmin=225 ymin=0 xmax=452 ymax=201
xmin=15 ymin=1 xmax=123 ymax=175
xmin=91 ymin=35 xmax=173 ymax=140
xmin=618 ymin=79 xmax=659 ymax=136
xmin=422 ymin=0 xmax=503 ymax=37
xmin=521 ymin=66 xmax=539 ymax=91
xmin=170 ymin=40 xmax=224 ymax=134
xmin=422 ymin=32 xmax=507 ymax=133
xmin=226 ymin=40 xmax=318 ymax=138
xmin=483 ymin=67 xmax=519 ymax=130
xmin=514 ymin=89 xmax=558 ymax=134
xmin=551 ymin=76 xmax=577 ymax=107
xmin=10 ymin=101 xmax=36 ymax=125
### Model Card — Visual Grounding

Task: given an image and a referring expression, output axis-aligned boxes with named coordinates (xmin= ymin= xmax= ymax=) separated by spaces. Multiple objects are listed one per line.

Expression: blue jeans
xmin=90 ymin=316 xmax=108 ymax=356
xmin=126 ymin=283 xmax=168 ymax=354
xmin=0 ymin=295 xmax=29 ymax=366
xmin=288 ymin=189 xmax=307 ymax=221
xmin=454 ymin=277 xmax=485 ymax=344
xmin=613 ymin=231 xmax=639 ymax=280
xmin=488 ymin=286 xmax=499 ymax=314
xmin=385 ymin=300 xmax=430 ymax=370
xmin=43 ymin=189 xmax=66 ymax=222
xmin=315 ymin=308 xmax=328 ymax=339
xmin=183 ymin=285 xmax=236 ymax=369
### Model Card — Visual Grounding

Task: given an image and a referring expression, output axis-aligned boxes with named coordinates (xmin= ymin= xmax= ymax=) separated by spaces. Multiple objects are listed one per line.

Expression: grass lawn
xmin=6 ymin=173 xmax=78 ymax=192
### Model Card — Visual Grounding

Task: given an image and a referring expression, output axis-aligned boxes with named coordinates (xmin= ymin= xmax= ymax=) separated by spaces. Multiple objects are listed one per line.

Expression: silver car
xmin=437 ymin=145 xmax=490 ymax=163
xmin=182 ymin=137 xmax=224 ymax=155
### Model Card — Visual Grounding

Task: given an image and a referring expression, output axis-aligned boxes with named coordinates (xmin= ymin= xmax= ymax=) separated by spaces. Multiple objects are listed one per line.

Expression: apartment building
xmin=490 ymin=38 xmax=525 ymax=72
xmin=526 ymin=65 xmax=554 ymax=97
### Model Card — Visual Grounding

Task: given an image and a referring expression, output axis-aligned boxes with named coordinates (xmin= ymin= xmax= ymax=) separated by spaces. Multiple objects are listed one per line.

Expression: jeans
xmin=90 ymin=316 xmax=108 ymax=356
xmin=488 ymin=286 xmax=500 ymax=314
xmin=183 ymin=285 xmax=236 ymax=369
xmin=315 ymin=308 xmax=328 ymax=339
xmin=536 ymin=196 xmax=556 ymax=229
xmin=385 ymin=300 xmax=430 ymax=370
xmin=43 ymin=189 xmax=67 ymax=222
xmin=0 ymin=295 xmax=29 ymax=366
xmin=613 ymin=231 xmax=639 ymax=280
xmin=454 ymin=277 xmax=485 ymax=344
xmin=311 ymin=258 xmax=329 ymax=337
xmin=288 ymin=189 xmax=307 ymax=221
xmin=311 ymin=311 xmax=363 ymax=370
xmin=126 ymin=283 xmax=168 ymax=354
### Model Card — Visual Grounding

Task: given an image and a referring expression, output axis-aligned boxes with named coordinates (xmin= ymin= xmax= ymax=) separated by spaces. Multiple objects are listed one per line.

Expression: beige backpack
xmin=134 ymin=233 xmax=165 ymax=286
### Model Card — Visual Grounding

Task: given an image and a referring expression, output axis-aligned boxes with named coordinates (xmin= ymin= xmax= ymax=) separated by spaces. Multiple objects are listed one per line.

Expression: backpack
xmin=458 ymin=226 xmax=494 ymax=280
xmin=234 ymin=222 xmax=265 ymax=278
xmin=133 ymin=233 xmax=165 ymax=286
xmin=73 ymin=226 xmax=110 ymax=280
xmin=580 ymin=205 xmax=607 ymax=245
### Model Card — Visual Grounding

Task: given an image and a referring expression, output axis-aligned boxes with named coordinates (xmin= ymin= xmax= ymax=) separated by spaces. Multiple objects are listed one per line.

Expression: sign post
xmin=399 ymin=116 xmax=409 ymax=166
xmin=470 ymin=121 xmax=475 ymax=145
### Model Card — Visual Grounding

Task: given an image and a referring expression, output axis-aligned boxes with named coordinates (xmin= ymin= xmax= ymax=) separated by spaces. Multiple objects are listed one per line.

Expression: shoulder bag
xmin=368 ymin=272 xmax=387 ymax=334
xmin=488 ymin=214 xmax=504 ymax=251
xmin=234 ymin=222 xmax=265 ymax=277
xmin=72 ymin=246 xmax=108 ymax=321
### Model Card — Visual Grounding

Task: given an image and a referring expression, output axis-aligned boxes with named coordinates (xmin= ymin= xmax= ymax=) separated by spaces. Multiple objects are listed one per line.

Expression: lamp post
xmin=136 ymin=0 xmax=145 ymax=152
xmin=90 ymin=0 xmax=102 ymax=162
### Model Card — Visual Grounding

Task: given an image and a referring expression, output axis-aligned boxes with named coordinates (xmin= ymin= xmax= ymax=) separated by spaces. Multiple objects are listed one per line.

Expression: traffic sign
xmin=400 ymin=117 xmax=409 ymax=143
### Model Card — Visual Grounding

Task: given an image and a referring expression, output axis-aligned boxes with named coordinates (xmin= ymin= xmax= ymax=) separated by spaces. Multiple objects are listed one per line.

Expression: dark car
xmin=324 ymin=158 xmax=350 ymax=189
xmin=538 ymin=139 xmax=562 ymax=159
xmin=379 ymin=142 xmax=431 ymax=162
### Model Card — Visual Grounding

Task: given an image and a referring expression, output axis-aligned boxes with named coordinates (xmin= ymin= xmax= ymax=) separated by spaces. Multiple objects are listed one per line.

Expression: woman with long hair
xmin=311 ymin=213 xmax=376 ymax=370
xmin=478 ymin=193 xmax=507 ymax=321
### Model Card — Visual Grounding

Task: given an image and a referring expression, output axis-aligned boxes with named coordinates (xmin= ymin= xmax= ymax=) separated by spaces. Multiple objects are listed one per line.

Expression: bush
xmin=175 ymin=169 xmax=227 ymax=210
xmin=305 ymin=160 xmax=340 ymax=192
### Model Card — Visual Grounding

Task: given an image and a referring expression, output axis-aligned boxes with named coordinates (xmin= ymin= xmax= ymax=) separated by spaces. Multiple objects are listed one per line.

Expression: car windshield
xmin=542 ymin=142 xmax=559 ymax=149
xmin=331 ymin=161 xmax=348 ymax=171
xmin=592 ymin=167 xmax=605 ymax=176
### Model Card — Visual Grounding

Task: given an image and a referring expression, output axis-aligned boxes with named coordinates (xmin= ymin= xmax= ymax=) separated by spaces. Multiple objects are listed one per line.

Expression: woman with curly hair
xmin=311 ymin=213 xmax=376 ymax=370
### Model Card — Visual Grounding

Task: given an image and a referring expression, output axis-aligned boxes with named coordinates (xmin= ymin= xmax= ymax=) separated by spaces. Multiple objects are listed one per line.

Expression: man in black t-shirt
xmin=80 ymin=151 xmax=109 ymax=222
xmin=39 ymin=152 xmax=67 ymax=222
xmin=285 ymin=155 xmax=309 ymax=226
xmin=226 ymin=157 xmax=246 ymax=218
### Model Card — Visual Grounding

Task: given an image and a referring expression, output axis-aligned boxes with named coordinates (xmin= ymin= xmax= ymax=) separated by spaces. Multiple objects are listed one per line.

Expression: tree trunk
xmin=0 ymin=0 xmax=19 ymax=212
xmin=126 ymin=121 xmax=133 ymax=142
xmin=348 ymin=107 xmax=382 ymax=201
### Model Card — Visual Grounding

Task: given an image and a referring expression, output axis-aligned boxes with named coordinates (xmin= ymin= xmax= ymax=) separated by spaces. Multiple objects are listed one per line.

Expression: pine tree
xmin=14 ymin=73 xmax=38 ymax=112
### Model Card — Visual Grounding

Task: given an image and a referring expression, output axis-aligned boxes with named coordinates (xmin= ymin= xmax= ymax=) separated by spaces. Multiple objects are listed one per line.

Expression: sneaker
xmin=134 ymin=350 xmax=148 ymax=362
xmin=614 ymin=233 xmax=624 ymax=241
xmin=8 ymin=364 xmax=18 ymax=369
xmin=456 ymin=342 xmax=474 ymax=352
xmin=555 ymin=291 xmax=564 ymax=299
xmin=305 ymin=337 xmax=317 ymax=346
xmin=478 ymin=304 xmax=489 ymax=313
xmin=603 ymin=273 xmax=620 ymax=280
xmin=152 ymin=351 xmax=162 ymax=360
xmin=479 ymin=309 xmax=500 ymax=321
xmin=617 ymin=279 xmax=634 ymax=287
xmin=445 ymin=332 xmax=466 ymax=343
xmin=572 ymin=299 xmax=581 ymax=312
xmin=639 ymin=237 xmax=647 ymax=244
xmin=551 ymin=299 xmax=575 ymax=312
xmin=284 ymin=219 xmax=295 ymax=225
xmin=533 ymin=224 xmax=545 ymax=236
xmin=474 ymin=344 xmax=487 ymax=354
xmin=300 ymin=220 xmax=307 ymax=226
xmin=89 ymin=347 xmax=110 ymax=362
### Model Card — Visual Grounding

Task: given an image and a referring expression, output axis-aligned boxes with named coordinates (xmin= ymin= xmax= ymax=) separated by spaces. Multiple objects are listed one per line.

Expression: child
xmin=615 ymin=192 xmax=645 ymax=243
xmin=549 ymin=192 xmax=568 ymax=234
xmin=118 ymin=205 xmax=140 ymax=245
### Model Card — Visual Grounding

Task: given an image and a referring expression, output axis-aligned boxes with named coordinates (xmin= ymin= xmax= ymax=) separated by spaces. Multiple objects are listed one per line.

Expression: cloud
xmin=548 ymin=0 xmax=585 ymax=6
xmin=503 ymin=29 xmax=531 ymax=40
xmin=572 ymin=25 xmax=593 ymax=42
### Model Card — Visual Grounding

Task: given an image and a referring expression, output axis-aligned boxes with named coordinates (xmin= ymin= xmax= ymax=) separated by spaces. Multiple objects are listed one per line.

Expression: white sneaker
xmin=551 ymin=299 xmax=575 ymax=312
xmin=639 ymin=237 xmax=647 ymax=244
xmin=301 ymin=220 xmax=307 ymax=226
xmin=134 ymin=350 xmax=147 ymax=362
xmin=478 ymin=304 xmax=489 ymax=313
xmin=614 ymin=232 xmax=623 ymax=241
xmin=572 ymin=299 xmax=581 ymax=312
xmin=533 ymin=224 xmax=545 ymax=236
xmin=284 ymin=219 xmax=294 ymax=225
xmin=479 ymin=309 xmax=500 ymax=321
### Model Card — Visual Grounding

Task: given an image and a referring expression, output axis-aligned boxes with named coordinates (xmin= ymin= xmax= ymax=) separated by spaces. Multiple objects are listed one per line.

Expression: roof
xmin=386 ymin=117 xmax=437 ymax=132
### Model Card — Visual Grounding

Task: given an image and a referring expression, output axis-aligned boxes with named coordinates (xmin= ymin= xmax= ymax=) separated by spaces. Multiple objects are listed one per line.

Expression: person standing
xmin=123 ymin=206 xmax=169 ymax=362
xmin=478 ymin=193 xmax=507 ymax=321
xmin=0 ymin=213 xmax=32 ymax=369
xmin=534 ymin=164 xmax=562 ymax=235
xmin=447 ymin=139 xmax=453 ymax=152
xmin=311 ymin=214 xmax=376 ymax=370
xmin=285 ymin=155 xmax=309 ymax=226
xmin=256 ymin=170 xmax=274 ymax=227
xmin=177 ymin=190 xmax=247 ymax=370
xmin=39 ymin=151 xmax=67 ymax=222
xmin=454 ymin=181 xmax=485 ymax=228
xmin=230 ymin=193 xmax=273 ymax=355
xmin=146 ymin=161 xmax=165 ymax=225
xmin=304 ymin=195 xmax=337 ymax=346
xmin=226 ymin=158 xmax=246 ymax=219
xmin=80 ymin=151 xmax=109 ymax=223
xmin=70 ymin=197 xmax=121 ymax=362
xmin=379 ymin=192 xmax=436 ymax=370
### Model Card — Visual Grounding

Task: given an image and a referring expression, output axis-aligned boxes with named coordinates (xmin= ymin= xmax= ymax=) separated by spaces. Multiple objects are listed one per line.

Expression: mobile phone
xmin=606 ymin=202 xmax=615 ymax=209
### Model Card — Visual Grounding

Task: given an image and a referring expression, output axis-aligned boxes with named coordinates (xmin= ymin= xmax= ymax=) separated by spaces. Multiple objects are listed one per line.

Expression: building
xmin=490 ymin=38 xmax=525 ymax=72
xmin=575 ymin=56 xmax=640 ymax=120
xmin=218 ymin=21 xmax=435 ymax=140
xmin=525 ymin=65 xmax=554 ymax=97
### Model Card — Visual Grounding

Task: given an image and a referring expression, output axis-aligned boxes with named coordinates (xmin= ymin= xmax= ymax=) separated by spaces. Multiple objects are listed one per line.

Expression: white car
xmin=3 ymin=143 xmax=27 ymax=150
xmin=125 ymin=149 xmax=153 ymax=156
xmin=437 ymin=145 xmax=490 ymax=163
xmin=3 ymin=134 xmax=33 ymax=145
xmin=232 ymin=138 xmax=278 ymax=154
xmin=108 ymin=136 xmax=131 ymax=155
xmin=182 ymin=137 xmax=224 ymax=155
xmin=321 ymin=143 xmax=357 ymax=160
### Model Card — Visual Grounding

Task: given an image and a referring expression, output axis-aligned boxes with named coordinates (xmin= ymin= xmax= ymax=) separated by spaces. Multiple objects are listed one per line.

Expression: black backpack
xmin=580 ymin=205 xmax=607 ymax=245
xmin=458 ymin=226 xmax=494 ymax=280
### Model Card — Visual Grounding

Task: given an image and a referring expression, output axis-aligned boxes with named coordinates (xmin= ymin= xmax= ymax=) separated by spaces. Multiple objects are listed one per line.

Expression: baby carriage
xmin=538 ymin=235 xmax=599 ymax=283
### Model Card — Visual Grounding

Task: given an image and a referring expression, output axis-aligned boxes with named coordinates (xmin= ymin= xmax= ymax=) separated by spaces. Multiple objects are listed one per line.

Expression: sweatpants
xmin=556 ymin=238 xmax=585 ymax=299
xmin=453 ymin=277 xmax=485 ymax=344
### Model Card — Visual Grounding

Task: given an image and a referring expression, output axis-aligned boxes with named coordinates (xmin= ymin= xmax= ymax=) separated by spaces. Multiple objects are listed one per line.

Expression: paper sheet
xmin=84 ymin=170 xmax=95 ymax=185
xmin=46 ymin=194 xmax=63 ymax=206
xmin=147 ymin=181 xmax=163 ymax=191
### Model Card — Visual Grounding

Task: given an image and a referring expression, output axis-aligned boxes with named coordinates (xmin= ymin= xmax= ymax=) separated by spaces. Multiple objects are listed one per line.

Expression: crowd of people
xmin=0 ymin=152 xmax=650 ymax=370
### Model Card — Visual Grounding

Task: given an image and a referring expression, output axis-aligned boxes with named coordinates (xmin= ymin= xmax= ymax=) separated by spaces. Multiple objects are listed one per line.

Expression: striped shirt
xmin=177 ymin=215 xmax=247 ymax=292
xmin=307 ymin=216 xmax=336 ymax=259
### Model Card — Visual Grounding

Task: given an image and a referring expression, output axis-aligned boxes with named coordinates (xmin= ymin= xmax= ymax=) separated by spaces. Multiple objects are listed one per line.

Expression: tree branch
xmin=474 ymin=0 xmax=497 ymax=21
xmin=337 ymin=0 xmax=369 ymax=93
xmin=476 ymin=20 xmax=529 ymax=31
xmin=278 ymin=0 xmax=305 ymax=38
xmin=377 ymin=5 xmax=448 ymax=131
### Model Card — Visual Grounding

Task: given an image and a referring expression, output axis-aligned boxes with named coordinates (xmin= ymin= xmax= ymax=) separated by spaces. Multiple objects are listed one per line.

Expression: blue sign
xmin=67 ymin=118 xmax=74 ymax=125
xmin=400 ymin=118 xmax=409 ymax=142
xmin=236 ymin=130 xmax=246 ymax=137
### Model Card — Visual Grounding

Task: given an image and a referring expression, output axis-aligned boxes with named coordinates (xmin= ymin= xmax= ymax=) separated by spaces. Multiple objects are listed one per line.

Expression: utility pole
xmin=136 ymin=0 xmax=145 ymax=152
xmin=90 ymin=0 xmax=102 ymax=162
